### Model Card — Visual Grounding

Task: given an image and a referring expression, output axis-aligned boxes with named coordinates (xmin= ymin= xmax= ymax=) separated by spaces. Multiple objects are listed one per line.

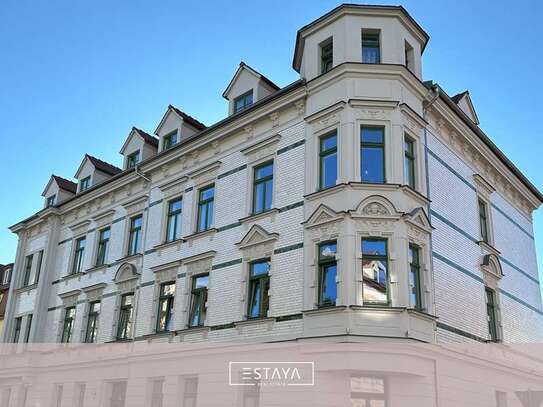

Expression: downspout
xmin=422 ymin=83 xmax=440 ymax=349
xmin=131 ymin=164 xmax=152 ymax=340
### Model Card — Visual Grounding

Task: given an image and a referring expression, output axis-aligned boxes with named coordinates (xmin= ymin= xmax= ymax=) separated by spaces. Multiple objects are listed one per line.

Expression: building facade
xmin=0 ymin=264 xmax=13 ymax=337
xmin=2 ymin=4 xmax=542 ymax=345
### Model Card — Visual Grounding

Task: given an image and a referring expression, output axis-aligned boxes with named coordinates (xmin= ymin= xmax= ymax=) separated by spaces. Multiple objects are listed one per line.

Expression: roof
xmin=134 ymin=127 xmax=159 ymax=147
xmin=222 ymin=62 xmax=280 ymax=99
xmin=293 ymin=4 xmax=430 ymax=72
xmin=52 ymin=175 xmax=77 ymax=194
xmin=85 ymin=154 xmax=123 ymax=176
xmin=168 ymin=105 xmax=207 ymax=131
xmin=451 ymin=91 xmax=468 ymax=104
xmin=426 ymin=81 xmax=543 ymax=202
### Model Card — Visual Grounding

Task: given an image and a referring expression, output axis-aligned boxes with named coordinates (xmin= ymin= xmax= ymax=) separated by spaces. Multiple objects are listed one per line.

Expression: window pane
xmin=264 ymin=180 xmax=273 ymax=210
xmin=361 ymin=147 xmax=384 ymax=183
xmin=362 ymin=240 xmax=386 ymax=256
xmin=319 ymin=242 xmax=337 ymax=260
xmin=161 ymin=283 xmax=176 ymax=296
xmin=254 ymin=183 xmax=265 ymax=213
xmin=200 ymin=187 xmax=214 ymax=201
xmin=194 ymin=275 xmax=209 ymax=289
xmin=361 ymin=127 xmax=384 ymax=143
xmin=321 ymin=134 xmax=337 ymax=151
xmin=255 ymin=163 xmax=273 ymax=179
xmin=321 ymin=153 xmax=337 ymax=188
xmin=248 ymin=279 xmax=262 ymax=318
xmin=320 ymin=264 xmax=337 ymax=305
xmin=132 ymin=216 xmax=142 ymax=229
xmin=251 ymin=261 xmax=270 ymax=277
xmin=362 ymin=259 xmax=388 ymax=303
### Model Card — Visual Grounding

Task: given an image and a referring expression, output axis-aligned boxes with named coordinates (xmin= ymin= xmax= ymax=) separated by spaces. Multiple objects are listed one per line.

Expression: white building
xmin=2 ymin=4 xmax=542 ymax=345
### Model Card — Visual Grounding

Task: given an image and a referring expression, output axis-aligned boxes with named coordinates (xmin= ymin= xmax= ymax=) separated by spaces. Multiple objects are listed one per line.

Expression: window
xmin=242 ymin=380 xmax=260 ymax=407
xmin=72 ymin=237 xmax=86 ymax=274
xmin=362 ymin=31 xmax=380 ymax=63
xmin=189 ymin=274 xmax=208 ymax=327
xmin=360 ymin=127 xmax=385 ymax=183
xmin=248 ymin=260 xmax=270 ymax=319
xmin=319 ymin=132 xmax=338 ymax=189
xmin=24 ymin=314 xmax=33 ymax=343
xmin=404 ymin=136 xmax=416 ymax=189
xmin=486 ymin=287 xmax=499 ymax=341
xmin=80 ymin=176 xmax=91 ymax=192
xmin=350 ymin=376 xmax=386 ymax=406
xmin=53 ymin=384 xmax=63 ymax=407
xmin=408 ymin=244 xmax=422 ymax=311
xmin=1 ymin=267 xmax=10 ymax=285
xmin=13 ymin=317 xmax=22 ymax=343
xmin=35 ymin=250 xmax=43 ymax=285
xmin=117 ymin=293 xmax=134 ymax=340
xmin=85 ymin=301 xmax=100 ymax=343
xmin=197 ymin=185 xmax=214 ymax=232
xmin=320 ymin=38 xmax=333 ymax=73
xmin=150 ymin=377 xmax=164 ymax=407
xmin=127 ymin=215 xmax=143 ymax=256
xmin=478 ymin=198 xmax=490 ymax=243
xmin=181 ymin=377 xmax=198 ymax=407
xmin=156 ymin=282 xmax=175 ymax=332
xmin=318 ymin=242 xmax=337 ymax=307
xmin=22 ymin=254 xmax=33 ymax=287
xmin=252 ymin=162 xmax=273 ymax=214
xmin=163 ymin=130 xmax=178 ymax=150
xmin=61 ymin=306 xmax=76 ymax=343
xmin=234 ymin=90 xmax=253 ymax=114
xmin=109 ymin=381 xmax=127 ymax=407
xmin=46 ymin=195 xmax=56 ymax=207
xmin=362 ymin=238 xmax=389 ymax=304
xmin=405 ymin=40 xmax=414 ymax=72
xmin=166 ymin=198 xmax=183 ymax=242
xmin=74 ymin=383 xmax=86 ymax=407
xmin=96 ymin=228 xmax=111 ymax=266
xmin=127 ymin=150 xmax=140 ymax=169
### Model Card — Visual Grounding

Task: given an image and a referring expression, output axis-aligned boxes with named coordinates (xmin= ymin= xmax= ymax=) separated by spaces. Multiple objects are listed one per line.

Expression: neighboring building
xmin=0 ymin=263 xmax=13 ymax=337
xmin=2 ymin=4 xmax=542 ymax=345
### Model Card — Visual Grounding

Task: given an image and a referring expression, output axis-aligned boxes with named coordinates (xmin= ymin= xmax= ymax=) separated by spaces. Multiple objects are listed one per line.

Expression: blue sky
xmin=0 ymin=0 xmax=542 ymax=273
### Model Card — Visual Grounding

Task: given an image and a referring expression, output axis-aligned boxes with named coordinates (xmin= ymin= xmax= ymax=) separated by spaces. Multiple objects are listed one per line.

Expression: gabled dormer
xmin=451 ymin=90 xmax=480 ymax=125
xmin=42 ymin=175 xmax=77 ymax=207
xmin=222 ymin=62 xmax=280 ymax=116
xmin=154 ymin=105 xmax=206 ymax=152
xmin=119 ymin=127 xmax=159 ymax=169
xmin=292 ymin=4 xmax=429 ymax=81
xmin=74 ymin=154 xmax=122 ymax=193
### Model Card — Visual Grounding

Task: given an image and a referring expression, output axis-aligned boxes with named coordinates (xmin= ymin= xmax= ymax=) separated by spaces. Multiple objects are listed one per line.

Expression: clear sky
xmin=0 ymin=0 xmax=542 ymax=276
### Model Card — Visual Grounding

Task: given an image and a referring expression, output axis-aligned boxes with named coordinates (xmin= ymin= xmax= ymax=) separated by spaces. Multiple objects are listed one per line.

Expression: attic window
xmin=46 ymin=195 xmax=56 ymax=207
xmin=362 ymin=31 xmax=380 ymax=64
xmin=127 ymin=150 xmax=140 ymax=169
xmin=163 ymin=131 xmax=178 ymax=150
xmin=234 ymin=90 xmax=253 ymax=114
xmin=320 ymin=38 xmax=333 ymax=74
xmin=80 ymin=176 xmax=91 ymax=192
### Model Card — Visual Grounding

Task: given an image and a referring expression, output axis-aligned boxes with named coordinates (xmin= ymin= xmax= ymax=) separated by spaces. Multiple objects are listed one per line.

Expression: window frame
xmin=96 ymin=227 xmax=111 ymax=267
xmin=61 ymin=306 xmax=76 ymax=343
xmin=23 ymin=314 xmax=33 ymax=343
xmin=79 ymin=176 xmax=91 ymax=192
xmin=188 ymin=274 xmax=209 ymax=327
xmin=318 ymin=131 xmax=338 ymax=190
xmin=361 ymin=237 xmax=390 ymax=305
xmin=22 ymin=254 xmax=33 ymax=287
xmin=165 ymin=197 xmax=183 ymax=242
xmin=163 ymin=130 xmax=178 ymax=150
xmin=361 ymin=30 xmax=381 ymax=64
xmin=233 ymin=90 xmax=254 ymax=114
xmin=156 ymin=282 xmax=176 ymax=333
xmin=320 ymin=37 xmax=333 ymax=74
xmin=116 ymin=293 xmax=134 ymax=340
xmin=126 ymin=150 xmax=140 ymax=169
xmin=252 ymin=161 xmax=274 ymax=215
xmin=247 ymin=260 xmax=271 ymax=319
xmin=317 ymin=241 xmax=338 ymax=308
xmin=478 ymin=198 xmax=490 ymax=243
xmin=46 ymin=195 xmax=56 ymax=207
xmin=360 ymin=126 xmax=386 ymax=184
xmin=403 ymin=135 xmax=416 ymax=189
xmin=13 ymin=316 xmax=22 ymax=343
xmin=408 ymin=243 xmax=423 ymax=311
xmin=72 ymin=236 xmax=86 ymax=274
xmin=127 ymin=214 xmax=143 ymax=256
xmin=85 ymin=300 xmax=101 ymax=343
xmin=196 ymin=185 xmax=215 ymax=233
xmin=485 ymin=286 xmax=499 ymax=342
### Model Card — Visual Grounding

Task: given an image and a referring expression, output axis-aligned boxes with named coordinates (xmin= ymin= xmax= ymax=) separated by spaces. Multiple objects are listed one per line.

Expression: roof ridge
xmin=168 ymin=105 xmax=207 ymax=130
xmin=85 ymin=154 xmax=122 ymax=175
xmin=132 ymin=126 xmax=159 ymax=146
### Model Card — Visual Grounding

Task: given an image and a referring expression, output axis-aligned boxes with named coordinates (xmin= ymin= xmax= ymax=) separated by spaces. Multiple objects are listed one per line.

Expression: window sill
xmin=85 ymin=264 xmax=109 ymax=273
xmin=154 ymin=238 xmax=185 ymax=251
xmin=183 ymin=228 xmax=218 ymax=242
xmin=62 ymin=272 xmax=84 ymax=282
xmin=477 ymin=240 xmax=500 ymax=256
xmin=115 ymin=253 xmax=143 ymax=264
xmin=14 ymin=283 xmax=38 ymax=294
xmin=235 ymin=317 xmax=274 ymax=328
xmin=134 ymin=330 xmax=174 ymax=342
xmin=304 ymin=183 xmax=348 ymax=201
xmin=239 ymin=208 xmax=279 ymax=224
xmin=303 ymin=305 xmax=347 ymax=315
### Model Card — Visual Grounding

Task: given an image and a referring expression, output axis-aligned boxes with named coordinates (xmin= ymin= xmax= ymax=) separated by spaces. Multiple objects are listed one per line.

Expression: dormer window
xmin=233 ymin=90 xmax=253 ymax=114
xmin=320 ymin=38 xmax=333 ymax=74
xmin=163 ymin=130 xmax=178 ymax=150
xmin=127 ymin=150 xmax=140 ymax=169
xmin=79 ymin=176 xmax=91 ymax=192
xmin=362 ymin=31 xmax=380 ymax=63
xmin=46 ymin=195 xmax=56 ymax=207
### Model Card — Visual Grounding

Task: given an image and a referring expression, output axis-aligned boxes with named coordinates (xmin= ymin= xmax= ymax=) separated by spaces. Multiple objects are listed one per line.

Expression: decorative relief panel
xmin=241 ymin=134 xmax=281 ymax=163
xmin=151 ymin=261 xmax=181 ymax=283
xmin=59 ymin=290 xmax=81 ymax=307
xmin=188 ymin=161 xmax=221 ymax=186
xmin=82 ymin=283 xmax=107 ymax=301
xmin=183 ymin=251 xmax=216 ymax=276
xmin=237 ymin=225 xmax=278 ymax=261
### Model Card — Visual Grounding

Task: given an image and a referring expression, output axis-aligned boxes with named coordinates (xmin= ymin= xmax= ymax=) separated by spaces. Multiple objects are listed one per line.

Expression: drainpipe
xmin=422 ymin=83 xmax=439 ymax=335
xmin=131 ymin=164 xmax=152 ymax=341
